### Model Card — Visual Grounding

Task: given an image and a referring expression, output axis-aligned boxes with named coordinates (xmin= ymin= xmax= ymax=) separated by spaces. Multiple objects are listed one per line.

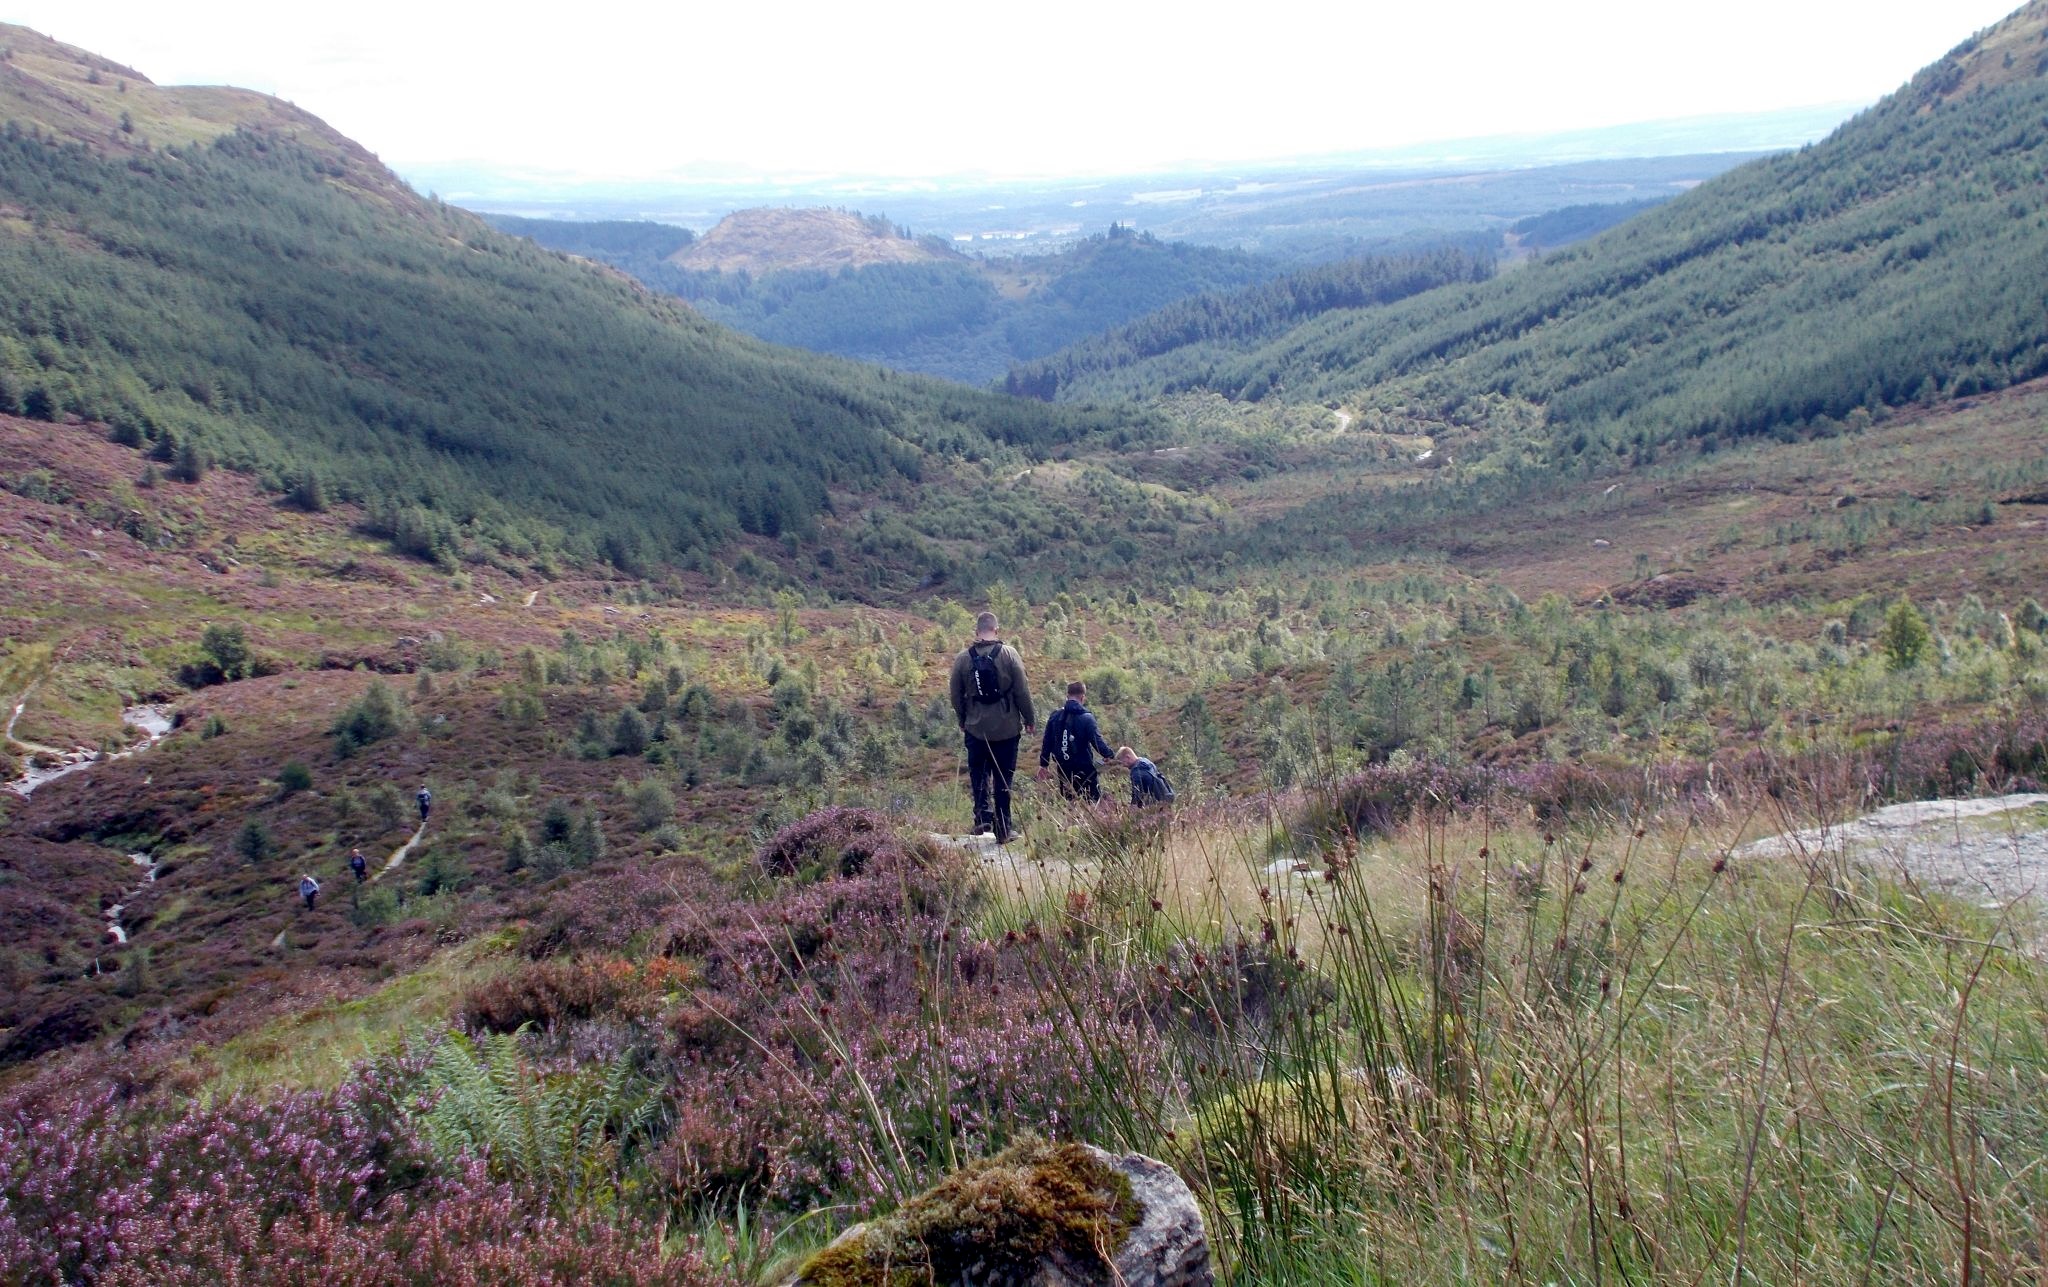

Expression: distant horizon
xmin=412 ymin=100 xmax=1865 ymax=209
xmin=3 ymin=0 xmax=2021 ymax=181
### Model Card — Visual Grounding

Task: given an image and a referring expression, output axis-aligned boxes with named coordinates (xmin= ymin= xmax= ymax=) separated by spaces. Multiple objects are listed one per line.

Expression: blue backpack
xmin=1133 ymin=761 xmax=1175 ymax=806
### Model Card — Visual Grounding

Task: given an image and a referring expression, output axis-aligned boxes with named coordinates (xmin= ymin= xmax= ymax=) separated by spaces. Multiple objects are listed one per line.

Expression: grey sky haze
xmin=2 ymin=0 xmax=2026 ymax=181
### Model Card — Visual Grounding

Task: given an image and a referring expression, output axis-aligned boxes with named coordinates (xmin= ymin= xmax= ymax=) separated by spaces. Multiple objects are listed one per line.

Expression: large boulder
xmin=790 ymin=1140 xmax=1209 ymax=1286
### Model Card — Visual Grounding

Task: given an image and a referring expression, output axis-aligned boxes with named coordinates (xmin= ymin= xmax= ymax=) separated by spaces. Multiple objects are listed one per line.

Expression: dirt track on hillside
xmin=1740 ymin=794 xmax=2048 ymax=916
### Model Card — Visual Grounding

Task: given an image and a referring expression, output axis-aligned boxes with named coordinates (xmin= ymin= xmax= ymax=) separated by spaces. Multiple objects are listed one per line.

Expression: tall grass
xmin=986 ymin=776 xmax=2048 ymax=1283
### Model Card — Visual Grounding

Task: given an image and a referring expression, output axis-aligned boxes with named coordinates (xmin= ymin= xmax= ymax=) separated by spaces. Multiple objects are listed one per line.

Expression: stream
xmin=103 ymin=852 xmax=160 ymax=945
xmin=7 ymin=704 xmax=175 ymax=797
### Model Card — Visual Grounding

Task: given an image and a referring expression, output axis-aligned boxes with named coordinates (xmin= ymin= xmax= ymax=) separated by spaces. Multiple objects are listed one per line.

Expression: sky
xmin=2 ymin=0 xmax=2027 ymax=182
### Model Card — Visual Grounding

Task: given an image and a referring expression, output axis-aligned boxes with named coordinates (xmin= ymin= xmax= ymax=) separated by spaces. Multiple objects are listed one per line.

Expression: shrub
xmin=754 ymin=806 xmax=908 ymax=880
xmin=612 ymin=707 xmax=651 ymax=757
xmin=332 ymin=680 xmax=410 ymax=757
xmin=277 ymin=760 xmax=314 ymax=796
xmin=461 ymin=958 xmax=669 ymax=1033
xmin=625 ymin=777 xmax=676 ymax=832
xmin=0 ymin=1073 xmax=707 ymax=1284
xmin=235 ymin=819 xmax=273 ymax=864
xmin=1880 ymin=599 xmax=1934 ymax=671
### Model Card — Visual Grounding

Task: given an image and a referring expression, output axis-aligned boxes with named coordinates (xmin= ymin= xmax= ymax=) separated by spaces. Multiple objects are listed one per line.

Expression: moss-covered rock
xmin=793 ymin=1139 xmax=1158 ymax=1286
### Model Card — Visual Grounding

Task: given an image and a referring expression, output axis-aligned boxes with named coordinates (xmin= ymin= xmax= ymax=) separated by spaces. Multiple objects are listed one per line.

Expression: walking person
xmin=415 ymin=784 xmax=432 ymax=826
xmin=1037 ymin=680 xmax=1116 ymax=803
xmin=949 ymin=611 xmax=1035 ymax=844
xmin=348 ymin=848 xmax=368 ymax=883
xmin=299 ymin=873 xmax=320 ymax=911
xmin=1116 ymin=746 xmax=1176 ymax=808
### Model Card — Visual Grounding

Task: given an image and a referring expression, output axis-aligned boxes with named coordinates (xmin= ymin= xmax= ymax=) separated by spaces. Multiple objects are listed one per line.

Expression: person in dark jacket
xmin=1037 ymin=680 xmax=1116 ymax=802
xmin=416 ymin=785 xmax=432 ymax=825
xmin=348 ymin=848 xmax=369 ymax=883
xmin=947 ymin=612 xmax=1036 ymax=843
xmin=1116 ymin=746 xmax=1176 ymax=808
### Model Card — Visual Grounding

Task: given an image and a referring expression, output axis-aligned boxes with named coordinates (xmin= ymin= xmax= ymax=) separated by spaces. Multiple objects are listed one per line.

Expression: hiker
xmin=1116 ymin=746 xmax=1176 ymax=808
xmin=416 ymin=785 xmax=431 ymax=825
xmin=1037 ymin=680 xmax=1116 ymax=802
xmin=348 ymin=848 xmax=368 ymax=883
xmin=299 ymin=873 xmax=320 ymax=910
xmin=948 ymin=611 xmax=1035 ymax=844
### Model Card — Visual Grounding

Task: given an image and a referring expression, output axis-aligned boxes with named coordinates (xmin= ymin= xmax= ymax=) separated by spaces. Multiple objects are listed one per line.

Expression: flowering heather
xmin=0 ymin=1064 xmax=719 ymax=1285
xmin=1296 ymin=708 xmax=2048 ymax=843
xmin=753 ymin=806 xmax=911 ymax=880
xmin=654 ymin=843 xmax=1160 ymax=1213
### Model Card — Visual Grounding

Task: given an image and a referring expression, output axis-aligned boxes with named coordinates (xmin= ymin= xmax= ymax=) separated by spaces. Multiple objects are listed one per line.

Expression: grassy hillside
xmin=0 ymin=24 xmax=1135 ymax=572
xmin=1033 ymin=2 xmax=2048 ymax=472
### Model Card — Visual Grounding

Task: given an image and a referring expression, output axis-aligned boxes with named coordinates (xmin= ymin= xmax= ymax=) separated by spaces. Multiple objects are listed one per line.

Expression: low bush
xmin=754 ymin=806 xmax=910 ymax=880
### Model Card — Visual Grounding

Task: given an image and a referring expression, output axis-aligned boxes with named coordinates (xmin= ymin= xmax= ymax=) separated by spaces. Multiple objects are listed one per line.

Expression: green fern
xmin=422 ymin=1025 xmax=658 ymax=1212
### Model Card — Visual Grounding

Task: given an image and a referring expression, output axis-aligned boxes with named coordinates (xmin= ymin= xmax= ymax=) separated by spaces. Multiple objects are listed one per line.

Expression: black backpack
xmin=969 ymin=644 xmax=1008 ymax=706
xmin=1134 ymin=763 xmax=1175 ymax=805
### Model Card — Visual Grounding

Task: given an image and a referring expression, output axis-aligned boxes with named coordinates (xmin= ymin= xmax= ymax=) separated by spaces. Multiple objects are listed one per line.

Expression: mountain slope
xmin=506 ymin=219 xmax=1291 ymax=384
xmin=0 ymin=23 xmax=1124 ymax=570
xmin=1001 ymin=249 xmax=1498 ymax=401
xmin=1043 ymin=2 xmax=2048 ymax=466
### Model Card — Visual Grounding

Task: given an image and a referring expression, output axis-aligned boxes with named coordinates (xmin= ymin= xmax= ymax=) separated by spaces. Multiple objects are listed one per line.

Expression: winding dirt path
xmin=371 ymin=823 xmax=428 ymax=883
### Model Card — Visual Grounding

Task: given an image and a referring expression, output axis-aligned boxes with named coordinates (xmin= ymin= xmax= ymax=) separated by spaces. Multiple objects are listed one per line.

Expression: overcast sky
xmin=3 ymin=0 xmax=2025 ymax=181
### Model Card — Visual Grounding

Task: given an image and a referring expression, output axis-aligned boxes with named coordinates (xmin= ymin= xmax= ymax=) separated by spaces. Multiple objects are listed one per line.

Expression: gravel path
xmin=1738 ymin=794 xmax=2048 ymax=909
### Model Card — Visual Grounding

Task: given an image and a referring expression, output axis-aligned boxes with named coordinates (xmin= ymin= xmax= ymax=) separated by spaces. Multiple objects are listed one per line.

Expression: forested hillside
xmin=499 ymin=218 xmax=1288 ymax=384
xmin=479 ymin=213 xmax=695 ymax=262
xmin=1034 ymin=2 xmax=2048 ymax=466
xmin=1002 ymin=249 xmax=1496 ymax=401
xmin=0 ymin=25 xmax=1130 ymax=572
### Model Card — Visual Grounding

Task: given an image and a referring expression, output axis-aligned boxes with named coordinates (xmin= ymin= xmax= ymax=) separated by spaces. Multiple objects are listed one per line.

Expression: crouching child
xmin=1115 ymin=746 xmax=1175 ymax=808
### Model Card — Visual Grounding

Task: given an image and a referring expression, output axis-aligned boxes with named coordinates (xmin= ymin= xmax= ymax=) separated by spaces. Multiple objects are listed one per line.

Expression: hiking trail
xmin=372 ymin=823 xmax=428 ymax=883
xmin=1739 ymin=793 xmax=2048 ymax=921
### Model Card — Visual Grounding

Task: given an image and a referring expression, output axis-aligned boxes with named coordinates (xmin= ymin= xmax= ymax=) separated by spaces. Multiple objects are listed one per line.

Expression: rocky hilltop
xmin=669 ymin=206 xmax=961 ymax=274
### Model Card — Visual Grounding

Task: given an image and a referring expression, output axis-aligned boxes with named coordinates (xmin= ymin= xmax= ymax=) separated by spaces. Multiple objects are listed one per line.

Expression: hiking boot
xmin=996 ymin=829 xmax=1021 ymax=845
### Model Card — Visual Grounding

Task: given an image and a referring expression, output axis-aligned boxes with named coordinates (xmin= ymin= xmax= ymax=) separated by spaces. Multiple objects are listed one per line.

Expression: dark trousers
xmin=1054 ymin=763 xmax=1101 ymax=803
xmin=966 ymin=733 xmax=1020 ymax=838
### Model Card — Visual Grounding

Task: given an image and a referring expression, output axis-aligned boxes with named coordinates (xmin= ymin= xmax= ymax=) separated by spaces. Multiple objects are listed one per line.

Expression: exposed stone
xmin=791 ymin=1141 xmax=1209 ymax=1287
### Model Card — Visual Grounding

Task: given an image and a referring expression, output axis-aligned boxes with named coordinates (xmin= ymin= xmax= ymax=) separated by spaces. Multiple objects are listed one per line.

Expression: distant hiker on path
xmin=416 ymin=785 xmax=432 ymax=825
xmin=348 ymin=848 xmax=368 ymax=883
xmin=1038 ymin=680 xmax=1116 ymax=802
xmin=1117 ymin=746 xmax=1176 ymax=808
xmin=949 ymin=611 xmax=1035 ymax=844
xmin=299 ymin=873 xmax=320 ymax=911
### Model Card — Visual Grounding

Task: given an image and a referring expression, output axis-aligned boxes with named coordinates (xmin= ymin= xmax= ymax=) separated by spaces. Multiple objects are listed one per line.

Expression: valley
xmin=3 ymin=6 xmax=2047 ymax=1285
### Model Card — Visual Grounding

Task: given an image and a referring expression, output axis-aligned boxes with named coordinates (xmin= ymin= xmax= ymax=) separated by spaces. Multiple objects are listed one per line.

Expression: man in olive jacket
xmin=949 ymin=611 xmax=1036 ymax=843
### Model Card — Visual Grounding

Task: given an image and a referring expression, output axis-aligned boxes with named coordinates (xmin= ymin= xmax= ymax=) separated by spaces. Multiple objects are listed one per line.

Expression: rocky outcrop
xmin=791 ymin=1140 xmax=1209 ymax=1286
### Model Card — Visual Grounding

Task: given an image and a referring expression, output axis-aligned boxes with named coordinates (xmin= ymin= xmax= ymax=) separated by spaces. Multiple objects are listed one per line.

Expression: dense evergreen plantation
xmin=479 ymin=213 xmax=696 ymax=263
xmin=1034 ymin=14 xmax=2048 ymax=462
xmin=0 ymin=127 xmax=1131 ymax=569
xmin=501 ymin=220 xmax=1289 ymax=384
xmin=1001 ymin=249 xmax=1496 ymax=401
